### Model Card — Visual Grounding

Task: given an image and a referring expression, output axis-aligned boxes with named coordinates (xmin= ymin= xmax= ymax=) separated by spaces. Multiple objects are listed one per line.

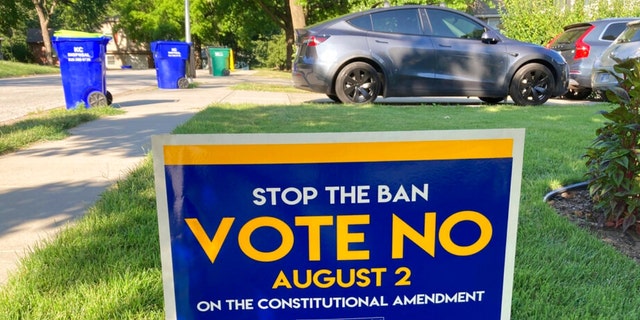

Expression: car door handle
xmin=438 ymin=43 xmax=452 ymax=48
xmin=375 ymin=40 xmax=389 ymax=44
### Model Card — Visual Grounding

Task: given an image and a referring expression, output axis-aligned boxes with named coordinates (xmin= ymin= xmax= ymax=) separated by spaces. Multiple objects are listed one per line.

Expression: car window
xmin=370 ymin=9 xmax=422 ymax=35
xmin=554 ymin=26 xmax=589 ymax=44
xmin=426 ymin=9 xmax=485 ymax=39
xmin=616 ymin=25 xmax=640 ymax=43
xmin=601 ymin=22 xmax=629 ymax=41
xmin=348 ymin=15 xmax=373 ymax=31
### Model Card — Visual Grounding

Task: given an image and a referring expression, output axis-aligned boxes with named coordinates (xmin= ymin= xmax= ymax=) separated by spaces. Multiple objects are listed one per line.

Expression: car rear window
xmin=555 ymin=26 xmax=590 ymax=44
xmin=601 ymin=22 xmax=629 ymax=41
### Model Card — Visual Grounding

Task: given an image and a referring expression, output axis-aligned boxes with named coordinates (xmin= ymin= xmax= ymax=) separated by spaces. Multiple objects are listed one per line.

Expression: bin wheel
xmin=87 ymin=91 xmax=108 ymax=108
xmin=106 ymin=91 xmax=113 ymax=105
xmin=222 ymin=69 xmax=230 ymax=76
xmin=178 ymin=77 xmax=189 ymax=89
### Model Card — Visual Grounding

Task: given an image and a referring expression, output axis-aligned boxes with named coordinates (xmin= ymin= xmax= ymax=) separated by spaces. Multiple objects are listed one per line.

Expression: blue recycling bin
xmin=52 ymin=30 xmax=112 ymax=109
xmin=151 ymin=41 xmax=190 ymax=89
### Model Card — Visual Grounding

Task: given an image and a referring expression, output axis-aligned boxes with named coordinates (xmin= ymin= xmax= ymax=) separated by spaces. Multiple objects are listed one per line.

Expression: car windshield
xmin=616 ymin=25 xmax=640 ymax=43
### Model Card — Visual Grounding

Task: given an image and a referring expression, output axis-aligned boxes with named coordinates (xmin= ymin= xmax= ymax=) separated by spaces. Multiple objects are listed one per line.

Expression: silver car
xmin=547 ymin=18 xmax=636 ymax=100
xmin=292 ymin=5 xmax=569 ymax=105
xmin=592 ymin=20 xmax=640 ymax=96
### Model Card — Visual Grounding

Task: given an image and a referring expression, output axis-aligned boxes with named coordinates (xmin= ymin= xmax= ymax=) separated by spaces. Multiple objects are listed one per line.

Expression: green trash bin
xmin=208 ymin=47 xmax=231 ymax=76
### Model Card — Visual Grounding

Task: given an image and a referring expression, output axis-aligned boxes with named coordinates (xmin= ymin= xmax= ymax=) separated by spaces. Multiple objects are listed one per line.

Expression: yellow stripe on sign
xmin=163 ymin=139 xmax=513 ymax=165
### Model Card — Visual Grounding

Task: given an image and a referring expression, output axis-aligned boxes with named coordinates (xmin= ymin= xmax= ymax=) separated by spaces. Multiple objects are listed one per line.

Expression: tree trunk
xmin=289 ymin=0 xmax=306 ymax=39
xmin=286 ymin=0 xmax=306 ymax=71
xmin=32 ymin=0 xmax=54 ymax=65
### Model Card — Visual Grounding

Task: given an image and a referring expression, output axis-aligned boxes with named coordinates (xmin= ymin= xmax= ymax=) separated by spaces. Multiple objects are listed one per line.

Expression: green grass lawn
xmin=0 ymin=60 xmax=59 ymax=78
xmin=0 ymin=106 xmax=124 ymax=156
xmin=3 ymin=101 xmax=640 ymax=319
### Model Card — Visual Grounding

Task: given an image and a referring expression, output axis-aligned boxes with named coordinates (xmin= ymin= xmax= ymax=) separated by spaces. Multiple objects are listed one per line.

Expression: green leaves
xmin=585 ymin=58 xmax=640 ymax=232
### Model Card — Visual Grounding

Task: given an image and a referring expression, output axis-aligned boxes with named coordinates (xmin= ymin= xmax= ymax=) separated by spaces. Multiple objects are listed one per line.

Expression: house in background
xmin=99 ymin=17 xmax=152 ymax=70
xmin=26 ymin=28 xmax=54 ymax=65
xmin=27 ymin=18 xmax=151 ymax=69
xmin=471 ymin=0 xmax=502 ymax=29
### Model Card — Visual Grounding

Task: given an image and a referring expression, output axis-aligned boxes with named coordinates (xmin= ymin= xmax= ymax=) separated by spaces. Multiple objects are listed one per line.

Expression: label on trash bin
xmin=168 ymin=48 xmax=182 ymax=58
xmin=67 ymin=46 xmax=92 ymax=62
xmin=152 ymin=129 xmax=524 ymax=320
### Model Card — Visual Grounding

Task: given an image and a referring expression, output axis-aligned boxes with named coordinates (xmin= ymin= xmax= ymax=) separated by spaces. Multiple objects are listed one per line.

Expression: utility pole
xmin=185 ymin=0 xmax=196 ymax=79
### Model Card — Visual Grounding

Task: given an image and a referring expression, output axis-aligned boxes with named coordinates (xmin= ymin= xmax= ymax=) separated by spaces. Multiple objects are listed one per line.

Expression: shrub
xmin=252 ymin=33 xmax=288 ymax=70
xmin=499 ymin=0 xmax=640 ymax=45
xmin=584 ymin=58 xmax=640 ymax=232
xmin=1 ymin=34 xmax=32 ymax=63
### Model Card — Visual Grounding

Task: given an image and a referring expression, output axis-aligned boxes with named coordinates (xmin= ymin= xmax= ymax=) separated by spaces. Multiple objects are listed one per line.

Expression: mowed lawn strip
xmin=0 ymin=60 xmax=59 ymax=78
xmin=3 ymin=102 xmax=639 ymax=319
xmin=0 ymin=106 xmax=124 ymax=156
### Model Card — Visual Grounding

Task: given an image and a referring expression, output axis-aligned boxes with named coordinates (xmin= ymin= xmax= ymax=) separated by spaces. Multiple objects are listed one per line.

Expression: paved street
xmin=0 ymin=69 xmax=159 ymax=124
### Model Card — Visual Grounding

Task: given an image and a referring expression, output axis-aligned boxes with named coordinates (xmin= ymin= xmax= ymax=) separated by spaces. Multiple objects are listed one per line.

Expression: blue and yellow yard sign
xmin=152 ymin=130 xmax=524 ymax=320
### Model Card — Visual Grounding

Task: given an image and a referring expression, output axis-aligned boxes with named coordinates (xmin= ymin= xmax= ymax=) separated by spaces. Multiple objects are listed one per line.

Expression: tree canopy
xmin=1 ymin=0 xmax=485 ymax=66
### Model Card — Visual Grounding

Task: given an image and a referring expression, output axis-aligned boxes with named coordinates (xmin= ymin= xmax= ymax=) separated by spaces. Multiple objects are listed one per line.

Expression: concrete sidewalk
xmin=0 ymin=69 xmax=326 ymax=286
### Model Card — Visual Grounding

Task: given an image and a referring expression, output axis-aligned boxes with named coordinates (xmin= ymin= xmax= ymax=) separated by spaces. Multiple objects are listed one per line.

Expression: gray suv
xmin=592 ymin=20 xmax=640 ymax=96
xmin=547 ymin=18 xmax=637 ymax=99
xmin=293 ymin=5 xmax=568 ymax=105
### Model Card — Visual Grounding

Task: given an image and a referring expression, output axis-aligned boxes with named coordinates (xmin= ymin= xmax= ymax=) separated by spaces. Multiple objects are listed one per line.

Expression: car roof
xmin=563 ymin=18 xmax=640 ymax=30
xmin=348 ymin=4 xmax=467 ymax=17
xmin=306 ymin=5 xmax=475 ymax=30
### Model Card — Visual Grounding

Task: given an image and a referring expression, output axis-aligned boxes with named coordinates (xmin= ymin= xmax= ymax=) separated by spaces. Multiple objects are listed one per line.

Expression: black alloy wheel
xmin=509 ymin=63 xmax=555 ymax=106
xmin=335 ymin=62 xmax=381 ymax=104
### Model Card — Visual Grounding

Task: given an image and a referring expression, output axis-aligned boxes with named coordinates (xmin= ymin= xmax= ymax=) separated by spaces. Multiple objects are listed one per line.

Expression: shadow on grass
xmin=0 ymin=102 xmax=614 ymax=318
xmin=4 ymin=161 xmax=164 ymax=316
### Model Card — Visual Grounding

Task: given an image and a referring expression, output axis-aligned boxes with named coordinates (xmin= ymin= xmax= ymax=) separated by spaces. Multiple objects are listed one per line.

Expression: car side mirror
xmin=481 ymin=30 xmax=500 ymax=44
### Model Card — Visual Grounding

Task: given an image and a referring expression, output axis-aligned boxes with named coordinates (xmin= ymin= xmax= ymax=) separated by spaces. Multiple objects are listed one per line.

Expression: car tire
xmin=335 ymin=62 xmax=380 ymax=104
xmin=594 ymin=90 xmax=610 ymax=102
xmin=509 ymin=63 xmax=555 ymax=106
xmin=479 ymin=97 xmax=505 ymax=104
xmin=563 ymin=88 xmax=592 ymax=100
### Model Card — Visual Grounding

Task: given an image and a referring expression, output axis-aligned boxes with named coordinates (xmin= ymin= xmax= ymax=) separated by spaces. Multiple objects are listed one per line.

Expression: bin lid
xmin=52 ymin=30 xmax=111 ymax=41
xmin=151 ymin=40 xmax=191 ymax=51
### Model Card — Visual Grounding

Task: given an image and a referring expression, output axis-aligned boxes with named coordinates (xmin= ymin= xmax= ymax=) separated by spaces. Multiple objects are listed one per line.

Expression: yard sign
xmin=152 ymin=129 xmax=524 ymax=320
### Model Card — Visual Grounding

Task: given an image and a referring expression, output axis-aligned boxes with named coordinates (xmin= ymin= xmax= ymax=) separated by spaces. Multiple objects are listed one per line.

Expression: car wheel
xmin=594 ymin=90 xmax=610 ymax=102
xmin=509 ymin=63 xmax=555 ymax=106
xmin=563 ymin=88 xmax=592 ymax=100
xmin=335 ymin=62 xmax=380 ymax=104
xmin=479 ymin=97 xmax=505 ymax=104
